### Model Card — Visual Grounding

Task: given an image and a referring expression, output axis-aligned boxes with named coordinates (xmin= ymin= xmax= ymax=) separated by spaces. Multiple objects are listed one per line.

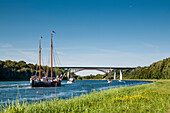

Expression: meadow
xmin=1 ymin=80 xmax=169 ymax=113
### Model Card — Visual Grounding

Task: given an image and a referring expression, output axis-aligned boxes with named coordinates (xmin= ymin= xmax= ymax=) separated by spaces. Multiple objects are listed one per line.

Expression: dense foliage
xmin=81 ymin=57 xmax=170 ymax=79
xmin=124 ymin=57 xmax=170 ymax=79
xmin=0 ymin=60 xmax=66 ymax=81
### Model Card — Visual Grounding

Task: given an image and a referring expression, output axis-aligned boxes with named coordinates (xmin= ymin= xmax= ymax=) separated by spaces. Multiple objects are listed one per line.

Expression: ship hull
xmin=30 ymin=80 xmax=61 ymax=87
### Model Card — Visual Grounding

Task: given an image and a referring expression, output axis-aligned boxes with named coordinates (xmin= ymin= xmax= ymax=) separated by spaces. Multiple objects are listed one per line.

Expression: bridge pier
xmin=120 ymin=70 xmax=122 ymax=80
xmin=114 ymin=69 xmax=116 ymax=80
xmin=67 ymin=68 xmax=70 ymax=79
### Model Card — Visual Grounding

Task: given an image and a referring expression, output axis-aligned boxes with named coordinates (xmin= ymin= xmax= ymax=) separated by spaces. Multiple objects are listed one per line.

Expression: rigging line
xmin=53 ymin=48 xmax=59 ymax=77
xmin=53 ymin=48 xmax=59 ymax=67
xmin=53 ymin=56 xmax=58 ymax=77
xmin=54 ymin=48 xmax=62 ymax=66
xmin=53 ymin=50 xmax=57 ymax=67
xmin=42 ymin=52 xmax=45 ymax=76
xmin=54 ymin=50 xmax=60 ymax=67
xmin=56 ymin=51 xmax=62 ymax=66
xmin=53 ymin=52 xmax=60 ymax=77
xmin=57 ymin=53 xmax=62 ymax=66
xmin=53 ymin=51 xmax=57 ymax=76
xmin=42 ymin=50 xmax=45 ymax=67
xmin=30 ymin=58 xmax=37 ymax=76
xmin=53 ymin=49 xmax=63 ymax=77
xmin=35 ymin=56 xmax=39 ymax=76
xmin=45 ymin=50 xmax=51 ymax=77
xmin=52 ymin=34 xmax=58 ymax=66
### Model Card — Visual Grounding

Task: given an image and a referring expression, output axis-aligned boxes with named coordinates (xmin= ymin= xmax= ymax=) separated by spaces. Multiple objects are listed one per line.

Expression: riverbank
xmin=82 ymin=79 xmax=157 ymax=81
xmin=1 ymin=80 xmax=169 ymax=113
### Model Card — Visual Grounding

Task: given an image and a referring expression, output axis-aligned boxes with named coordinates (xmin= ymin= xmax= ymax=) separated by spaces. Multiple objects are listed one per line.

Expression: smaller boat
xmin=118 ymin=70 xmax=122 ymax=82
xmin=107 ymin=78 xmax=112 ymax=83
xmin=67 ymin=78 xmax=75 ymax=84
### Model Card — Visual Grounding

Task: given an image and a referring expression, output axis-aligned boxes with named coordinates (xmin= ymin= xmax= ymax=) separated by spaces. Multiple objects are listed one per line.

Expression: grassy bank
xmin=1 ymin=80 xmax=170 ymax=113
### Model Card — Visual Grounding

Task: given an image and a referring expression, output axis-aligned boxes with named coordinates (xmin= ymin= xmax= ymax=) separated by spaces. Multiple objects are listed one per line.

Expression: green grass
xmin=1 ymin=80 xmax=170 ymax=113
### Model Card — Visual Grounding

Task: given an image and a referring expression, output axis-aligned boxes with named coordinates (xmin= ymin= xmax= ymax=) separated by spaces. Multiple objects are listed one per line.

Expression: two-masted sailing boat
xmin=30 ymin=31 xmax=61 ymax=87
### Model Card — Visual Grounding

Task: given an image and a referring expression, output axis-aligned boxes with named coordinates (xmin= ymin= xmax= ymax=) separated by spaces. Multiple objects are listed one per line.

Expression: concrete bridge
xmin=58 ymin=66 xmax=136 ymax=79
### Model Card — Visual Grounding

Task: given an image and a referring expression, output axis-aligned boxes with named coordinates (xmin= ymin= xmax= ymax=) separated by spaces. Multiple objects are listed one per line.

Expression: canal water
xmin=0 ymin=80 xmax=152 ymax=104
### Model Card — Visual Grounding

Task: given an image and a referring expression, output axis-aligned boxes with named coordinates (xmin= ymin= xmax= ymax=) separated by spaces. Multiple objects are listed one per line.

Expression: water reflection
xmin=0 ymin=80 xmax=152 ymax=104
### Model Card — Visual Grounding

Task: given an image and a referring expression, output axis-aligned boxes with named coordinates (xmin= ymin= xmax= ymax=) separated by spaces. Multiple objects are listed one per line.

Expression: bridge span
xmin=58 ymin=66 xmax=136 ymax=70
xmin=58 ymin=66 xmax=136 ymax=79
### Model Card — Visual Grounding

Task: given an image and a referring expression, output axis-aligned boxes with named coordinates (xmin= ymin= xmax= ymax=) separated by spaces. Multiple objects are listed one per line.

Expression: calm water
xmin=0 ymin=80 xmax=152 ymax=104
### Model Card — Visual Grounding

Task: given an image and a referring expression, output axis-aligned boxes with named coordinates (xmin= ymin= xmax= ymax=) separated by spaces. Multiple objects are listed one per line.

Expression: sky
xmin=0 ymin=0 xmax=170 ymax=76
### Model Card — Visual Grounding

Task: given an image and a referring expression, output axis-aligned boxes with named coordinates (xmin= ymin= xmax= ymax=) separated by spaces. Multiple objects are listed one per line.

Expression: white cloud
xmin=18 ymin=50 xmax=38 ymax=63
xmin=143 ymin=43 xmax=158 ymax=49
xmin=0 ymin=43 xmax=12 ymax=48
xmin=59 ymin=48 xmax=170 ymax=67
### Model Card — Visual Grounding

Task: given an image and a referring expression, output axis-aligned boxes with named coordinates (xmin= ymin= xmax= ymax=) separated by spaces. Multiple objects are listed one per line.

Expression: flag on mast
xmin=52 ymin=31 xmax=56 ymax=33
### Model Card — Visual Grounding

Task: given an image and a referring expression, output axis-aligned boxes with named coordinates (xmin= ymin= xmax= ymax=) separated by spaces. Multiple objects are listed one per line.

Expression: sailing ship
xmin=30 ymin=31 xmax=61 ymax=87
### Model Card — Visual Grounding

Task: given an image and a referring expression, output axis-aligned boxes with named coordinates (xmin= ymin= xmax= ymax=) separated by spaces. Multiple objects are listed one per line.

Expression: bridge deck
xmin=58 ymin=67 xmax=136 ymax=69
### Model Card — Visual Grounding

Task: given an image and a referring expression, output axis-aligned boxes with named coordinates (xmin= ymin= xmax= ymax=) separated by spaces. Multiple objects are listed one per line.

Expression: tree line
xmin=123 ymin=57 xmax=170 ymax=79
xmin=79 ymin=57 xmax=170 ymax=79
xmin=0 ymin=60 xmax=66 ymax=81
xmin=0 ymin=57 xmax=170 ymax=81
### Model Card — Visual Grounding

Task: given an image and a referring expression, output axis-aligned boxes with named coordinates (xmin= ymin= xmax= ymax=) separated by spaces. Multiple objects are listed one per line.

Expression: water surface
xmin=0 ymin=80 xmax=152 ymax=104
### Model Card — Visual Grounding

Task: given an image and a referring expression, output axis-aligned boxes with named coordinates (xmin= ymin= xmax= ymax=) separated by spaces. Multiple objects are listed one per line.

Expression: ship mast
xmin=39 ymin=39 xmax=41 ymax=78
xmin=51 ymin=34 xmax=53 ymax=80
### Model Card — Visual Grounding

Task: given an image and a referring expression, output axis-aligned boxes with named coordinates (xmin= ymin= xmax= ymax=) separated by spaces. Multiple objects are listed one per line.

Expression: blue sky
xmin=0 ymin=0 xmax=170 ymax=75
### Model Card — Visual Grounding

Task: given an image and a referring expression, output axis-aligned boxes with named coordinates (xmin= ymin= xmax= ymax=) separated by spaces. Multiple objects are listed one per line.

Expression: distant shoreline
xmin=0 ymin=79 xmax=158 ymax=82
